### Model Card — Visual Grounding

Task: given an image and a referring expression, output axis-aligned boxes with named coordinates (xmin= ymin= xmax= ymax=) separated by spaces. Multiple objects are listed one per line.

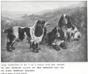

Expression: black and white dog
xmin=24 ymin=20 xmax=49 ymax=52
xmin=3 ymin=20 xmax=49 ymax=53
xmin=58 ymin=14 xmax=81 ymax=41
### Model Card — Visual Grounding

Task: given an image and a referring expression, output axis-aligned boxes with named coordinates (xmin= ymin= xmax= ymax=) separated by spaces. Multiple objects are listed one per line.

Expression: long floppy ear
xmin=58 ymin=14 xmax=64 ymax=27
xmin=67 ymin=15 xmax=72 ymax=25
xmin=59 ymin=14 xmax=64 ymax=23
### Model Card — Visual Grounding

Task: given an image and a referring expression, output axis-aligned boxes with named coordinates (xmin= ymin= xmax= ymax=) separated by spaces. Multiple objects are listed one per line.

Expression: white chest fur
xmin=30 ymin=26 xmax=44 ymax=44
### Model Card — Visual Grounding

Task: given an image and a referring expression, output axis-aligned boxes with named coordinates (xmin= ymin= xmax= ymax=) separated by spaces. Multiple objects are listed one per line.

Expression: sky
xmin=1 ymin=1 xmax=86 ymax=18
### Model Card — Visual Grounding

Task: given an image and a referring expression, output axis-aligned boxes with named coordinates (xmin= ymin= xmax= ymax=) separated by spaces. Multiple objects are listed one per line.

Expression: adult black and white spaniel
xmin=3 ymin=26 xmax=26 ymax=51
xmin=58 ymin=14 xmax=81 ymax=41
xmin=24 ymin=20 xmax=49 ymax=53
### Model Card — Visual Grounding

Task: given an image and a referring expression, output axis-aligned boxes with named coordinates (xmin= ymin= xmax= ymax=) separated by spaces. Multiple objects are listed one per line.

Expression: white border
xmin=0 ymin=0 xmax=88 ymax=74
